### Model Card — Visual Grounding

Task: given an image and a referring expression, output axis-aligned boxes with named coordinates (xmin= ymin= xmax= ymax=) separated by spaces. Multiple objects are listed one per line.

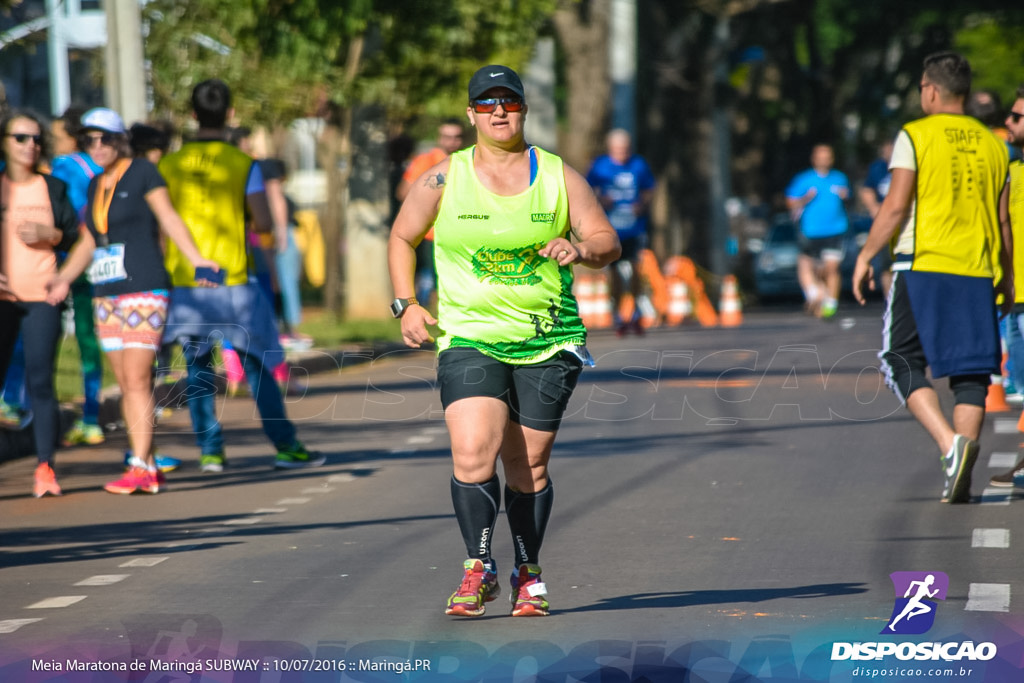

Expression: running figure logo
xmin=883 ymin=571 xmax=949 ymax=635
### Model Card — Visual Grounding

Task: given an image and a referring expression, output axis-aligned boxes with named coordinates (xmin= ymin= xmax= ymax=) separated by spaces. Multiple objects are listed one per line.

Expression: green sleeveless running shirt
xmin=433 ymin=146 xmax=586 ymax=363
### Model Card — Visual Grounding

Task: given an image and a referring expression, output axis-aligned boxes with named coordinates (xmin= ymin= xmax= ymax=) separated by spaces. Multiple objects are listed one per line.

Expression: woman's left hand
xmin=540 ymin=239 xmax=579 ymax=266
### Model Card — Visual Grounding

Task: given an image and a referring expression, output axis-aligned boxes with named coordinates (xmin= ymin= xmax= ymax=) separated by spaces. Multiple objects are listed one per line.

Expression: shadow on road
xmin=558 ymin=583 xmax=868 ymax=613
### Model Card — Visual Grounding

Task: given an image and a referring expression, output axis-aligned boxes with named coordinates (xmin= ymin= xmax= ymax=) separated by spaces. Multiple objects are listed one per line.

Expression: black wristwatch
xmin=390 ymin=297 xmax=419 ymax=318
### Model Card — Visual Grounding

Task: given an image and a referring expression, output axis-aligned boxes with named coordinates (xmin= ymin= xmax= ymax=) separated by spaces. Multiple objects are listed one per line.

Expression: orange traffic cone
xmin=575 ymin=274 xmax=597 ymax=328
xmin=719 ymin=274 xmax=743 ymax=327
xmin=1016 ymin=404 xmax=1024 ymax=432
xmin=592 ymin=272 xmax=614 ymax=329
xmin=665 ymin=277 xmax=691 ymax=325
xmin=987 ymin=374 xmax=1012 ymax=413
xmin=637 ymin=293 xmax=658 ymax=329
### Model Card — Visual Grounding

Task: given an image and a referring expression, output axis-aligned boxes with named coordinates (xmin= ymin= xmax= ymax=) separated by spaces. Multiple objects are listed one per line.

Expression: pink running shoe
xmin=104 ymin=466 xmax=161 ymax=495
xmin=445 ymin=559 xmax=500 ymax=617
xmin=33 ymin=463 xmax=63 ymax=498
xmin=510 ymin=563 xmax=549 ymax=617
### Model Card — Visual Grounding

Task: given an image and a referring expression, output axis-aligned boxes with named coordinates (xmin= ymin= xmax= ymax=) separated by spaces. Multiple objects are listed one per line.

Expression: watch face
xmin=390 ymin=300 xmax=404 ymax=318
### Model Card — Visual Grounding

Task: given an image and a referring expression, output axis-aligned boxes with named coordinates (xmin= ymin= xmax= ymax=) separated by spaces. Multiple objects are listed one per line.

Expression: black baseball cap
xmin=468 ymin=65 xmax=525 ymax=101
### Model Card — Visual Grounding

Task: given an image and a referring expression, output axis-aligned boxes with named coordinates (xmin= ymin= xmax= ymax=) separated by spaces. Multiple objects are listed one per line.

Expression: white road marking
xmin=119 ymin=557 xmax=169 ymax=567
xmin=989 ymin=452 xmax=1019 ymax=469
xmin=300 ymin=487 xmax=334 ymax=494
xmin=327 ymin=474 xmax=357 ymax=483
xmin=971 ymin=529 xmax=1010 ymax=549
xmin=74 ymin=575 xmax=130 ymax=586
xmin=254 ymin=508 xmax=287 ymax=514
xmin=965 ymin=583 xmax=1010 ymax=612
xmin=26 ymin=596 xmax=87 ymax=609
xmin=406 ymin=436 xmax=433 ymax=444
xmin=993 ymin=419 xmax=1019 ymax=435
xmin=222 ymin=517 xmax=263 ymax=526
xmin=0 ymin=618 xmax=43 ymax=633
xmin=276 ymin=498 xmax=311 ymax=505
xmin=979 ymin=487 xmax=1013 ymax=506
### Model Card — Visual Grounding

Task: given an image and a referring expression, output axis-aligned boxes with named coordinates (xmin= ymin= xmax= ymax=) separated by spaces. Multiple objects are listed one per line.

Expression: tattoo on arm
xmin=426 ymin=173 xmax=446 ymax=190
xmin=570 ymin=218 xmax=583 ymax=242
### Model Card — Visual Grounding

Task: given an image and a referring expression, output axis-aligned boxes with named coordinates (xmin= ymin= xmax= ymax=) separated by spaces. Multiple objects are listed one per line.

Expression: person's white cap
xmin=81 ymin=107 xmax=126 ymax=135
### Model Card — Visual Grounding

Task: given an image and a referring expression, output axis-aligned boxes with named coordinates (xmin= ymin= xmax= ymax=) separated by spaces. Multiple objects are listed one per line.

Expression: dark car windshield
xmin=768 ymin=222 xmax=797 ymax=244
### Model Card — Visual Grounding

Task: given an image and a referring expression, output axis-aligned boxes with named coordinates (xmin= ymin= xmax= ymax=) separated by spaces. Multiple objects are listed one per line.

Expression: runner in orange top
xmin=395 ymin=119 xmax=465 ymax=305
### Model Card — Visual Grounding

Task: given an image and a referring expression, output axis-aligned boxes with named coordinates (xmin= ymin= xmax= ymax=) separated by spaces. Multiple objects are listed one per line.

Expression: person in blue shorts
xmin=853 ymin=52 xmax=1012 ymax=504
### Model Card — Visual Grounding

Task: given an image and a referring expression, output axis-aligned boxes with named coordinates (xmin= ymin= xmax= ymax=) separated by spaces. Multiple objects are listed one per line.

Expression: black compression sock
xmin=450 ymin=474 xmax=501 ymax=562
xmin=505 ymin=482 xmax=553 ymax=567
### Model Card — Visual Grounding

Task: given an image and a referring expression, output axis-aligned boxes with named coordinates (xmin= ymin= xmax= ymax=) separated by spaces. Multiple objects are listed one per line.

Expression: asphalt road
xmin=2 ymin=303 xmax=1023 ymax=682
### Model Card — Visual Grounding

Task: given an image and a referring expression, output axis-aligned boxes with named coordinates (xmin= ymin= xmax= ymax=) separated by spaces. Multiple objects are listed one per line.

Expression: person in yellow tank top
xmin=990 ymin=86 xmax=1024 ymax=487
xmin=159 ymin=79 xmax=324 ymax=474
xmin=388 ymin=64 xmax=620 ymax=618
xmin=852 ymin=52 xmax=1013 ymax=505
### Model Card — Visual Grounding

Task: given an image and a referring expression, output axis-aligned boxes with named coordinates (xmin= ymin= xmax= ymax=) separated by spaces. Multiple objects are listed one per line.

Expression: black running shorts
xmin=437 ymin=347 xmax=583 ymax=432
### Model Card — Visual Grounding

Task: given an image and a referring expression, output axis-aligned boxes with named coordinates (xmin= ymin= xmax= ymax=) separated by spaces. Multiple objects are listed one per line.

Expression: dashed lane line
xmin=26 ymin=596 xmax=87 ymax=609
xmin=993 ymin=418 xmax=1019 ymax=435
xmin=74 ymin=575 xmax=131 ymax=586
xmin=222 ymin=517 xmax=264 ymax=526
xmin=965 ymin=583 xmax=1011 ymax=612
xmin=0 ymin=619 xmax=43 ymax=634
xmin=971 ymin=529 xmax=1010 ymax=549
xmin=979 ymin=487 xmax=1012 ymax=506
xmin=119 ymin=557 xmax=169 ymax=568
xmin=989 ymin=452 xmax=1019 ymax=469
xmin=4 ymin=466 xmax=360 ymax=636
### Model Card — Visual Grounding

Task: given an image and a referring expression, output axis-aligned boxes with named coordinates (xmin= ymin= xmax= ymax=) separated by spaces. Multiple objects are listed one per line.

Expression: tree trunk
xmin=320 ymin=35 xmax=364 ymax=317
xmin=553 ymin=0 xmax=612 ymax=173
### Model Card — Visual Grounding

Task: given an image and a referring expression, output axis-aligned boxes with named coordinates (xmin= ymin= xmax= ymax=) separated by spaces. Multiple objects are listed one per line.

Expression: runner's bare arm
xmin=387 ymin=158 xmax=448 ymax=347
xmin=547 ymin=164 xmax=620 ymax=269
xmin=853 ymin=168 xmax=914 ymax=304
xmin=147 ymin=187 xmax=221 ymax=275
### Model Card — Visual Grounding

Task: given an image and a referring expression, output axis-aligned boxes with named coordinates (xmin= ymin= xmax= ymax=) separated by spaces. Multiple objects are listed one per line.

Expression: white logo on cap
xmin=489 ymin=72 xmax=504 ymax=78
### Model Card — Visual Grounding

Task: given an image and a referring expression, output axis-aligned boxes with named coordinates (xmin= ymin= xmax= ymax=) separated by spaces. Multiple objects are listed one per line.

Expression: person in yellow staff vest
xmin=990 ymin=85 xmax=1024 ymax=487
xmin=853 ymin=52 xmax=1012 ymax=505
xmin=388 ymin=65 xmax=619 ymax=618
xmin=158 ymin=79 xmax=324 ymax=473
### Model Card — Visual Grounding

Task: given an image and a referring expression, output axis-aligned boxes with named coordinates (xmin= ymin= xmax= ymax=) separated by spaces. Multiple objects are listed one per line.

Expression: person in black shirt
xmin=46 ymin=107 xmax=218 ymax=496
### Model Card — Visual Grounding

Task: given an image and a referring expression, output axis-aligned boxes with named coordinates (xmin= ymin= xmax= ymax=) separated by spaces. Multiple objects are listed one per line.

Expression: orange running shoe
xmin=104 ymin=466 xmax=161 ymax=495
xmin=33 ymin=463 xmax=63 ymax=498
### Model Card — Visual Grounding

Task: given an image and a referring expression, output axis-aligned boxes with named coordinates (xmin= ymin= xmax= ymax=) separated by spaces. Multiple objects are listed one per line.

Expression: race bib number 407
xmin=87 ymin=243 xmax=128 ymax=285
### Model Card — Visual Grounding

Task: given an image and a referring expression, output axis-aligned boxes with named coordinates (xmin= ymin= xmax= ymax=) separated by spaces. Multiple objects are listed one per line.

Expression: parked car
xmin=752 ymin=215 xmax=874 ymax=301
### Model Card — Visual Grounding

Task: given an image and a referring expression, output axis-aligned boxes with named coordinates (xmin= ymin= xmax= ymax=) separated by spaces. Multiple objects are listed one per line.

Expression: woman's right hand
xmin=401 ymin=305 xmax=437 ymax=348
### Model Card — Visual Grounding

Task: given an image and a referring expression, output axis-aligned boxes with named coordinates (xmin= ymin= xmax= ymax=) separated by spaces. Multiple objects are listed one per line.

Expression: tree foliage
xmin=638 ymin=0 xmax=1024 ymax=269
xmin=144 ymin=0 xmax=557 ymax=129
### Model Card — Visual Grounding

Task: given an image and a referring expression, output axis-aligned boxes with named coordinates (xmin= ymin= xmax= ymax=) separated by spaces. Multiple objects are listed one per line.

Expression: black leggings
xmin=21 ymin=302 xmax=63 ymax=465
xmin=0 ymin=300 xmax=25 ymax=382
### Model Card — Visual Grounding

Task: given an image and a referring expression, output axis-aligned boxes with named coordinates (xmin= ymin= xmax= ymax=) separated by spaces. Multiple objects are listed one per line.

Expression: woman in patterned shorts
xmin=46 ymin=108 xmax=219 ymax=495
